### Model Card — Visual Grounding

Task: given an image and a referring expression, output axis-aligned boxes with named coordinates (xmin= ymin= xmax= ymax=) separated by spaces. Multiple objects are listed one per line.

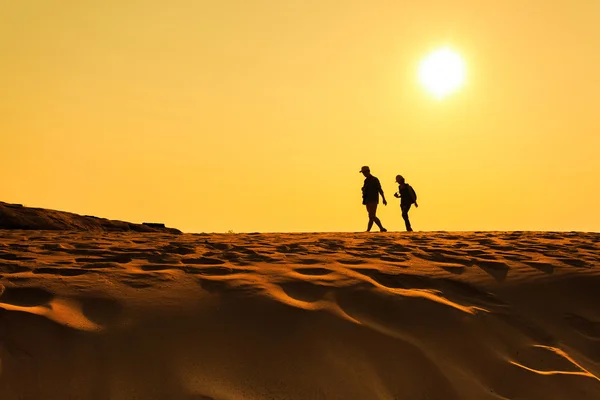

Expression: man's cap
xmin=359 ymin=166 xmax=370 ymax=173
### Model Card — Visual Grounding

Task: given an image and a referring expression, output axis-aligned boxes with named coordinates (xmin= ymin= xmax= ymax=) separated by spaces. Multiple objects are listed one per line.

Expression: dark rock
xmin=0 ymin=201 xmax=182 ymax=234
xmin=143 ymin=222 xmax=166 ymax=228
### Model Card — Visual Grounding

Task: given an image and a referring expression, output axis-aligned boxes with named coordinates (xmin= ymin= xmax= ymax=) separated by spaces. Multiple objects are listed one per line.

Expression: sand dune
xmin=1 ymin=230 xmax=599 ymax=399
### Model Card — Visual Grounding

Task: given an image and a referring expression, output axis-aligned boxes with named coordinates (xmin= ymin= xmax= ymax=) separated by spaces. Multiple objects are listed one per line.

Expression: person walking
xmin=360 ymin=166 xmax=387 ymax=232
xmin=393 ymin=175 xmax=418 ymax=231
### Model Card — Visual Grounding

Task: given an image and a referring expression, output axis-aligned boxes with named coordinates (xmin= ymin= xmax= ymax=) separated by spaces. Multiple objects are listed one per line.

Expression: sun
xmin=418 ymin=47 xmax=466 ymax=99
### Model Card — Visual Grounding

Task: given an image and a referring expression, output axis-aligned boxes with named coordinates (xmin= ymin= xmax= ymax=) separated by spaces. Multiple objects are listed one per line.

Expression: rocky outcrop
xmin=0 ymin=202 xmax=181 ymax=234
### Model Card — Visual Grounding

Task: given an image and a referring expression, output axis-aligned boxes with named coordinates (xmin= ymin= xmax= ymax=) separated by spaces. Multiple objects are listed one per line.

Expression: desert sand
xmin=1 ymin=228 xmax=599 ymax=399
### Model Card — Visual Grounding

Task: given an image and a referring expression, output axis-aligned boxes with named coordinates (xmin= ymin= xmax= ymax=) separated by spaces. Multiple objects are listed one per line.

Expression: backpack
xmin=408 ymin=185 xmax=417 ymax=203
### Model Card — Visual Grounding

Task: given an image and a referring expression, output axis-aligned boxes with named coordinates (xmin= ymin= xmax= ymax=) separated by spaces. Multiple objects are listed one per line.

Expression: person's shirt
xmin=362 ymin=175 xmax=382 ymax=203
xmin=398 ymin=183 xmax=416 ymax=205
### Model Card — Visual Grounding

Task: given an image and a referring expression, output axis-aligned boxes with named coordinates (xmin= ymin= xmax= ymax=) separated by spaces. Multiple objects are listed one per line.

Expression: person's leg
xmin=367 ymin=202 xmax=386 ymax=232
xmin=401 ymin=204 xmax=413 ymax=231
xmin=366 ymin=202 xmax=377 ymax=231
xmin=374 ymin=217 xmax=386 ymax=232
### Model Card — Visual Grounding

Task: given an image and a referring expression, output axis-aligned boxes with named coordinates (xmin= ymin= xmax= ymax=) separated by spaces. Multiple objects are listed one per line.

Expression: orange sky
xmin=2 ymin=1 xmax=599 ymax=233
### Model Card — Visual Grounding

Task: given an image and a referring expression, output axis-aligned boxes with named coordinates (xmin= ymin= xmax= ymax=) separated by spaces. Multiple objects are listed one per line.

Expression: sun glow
xmin=418 ymin=47 xmax=466 ymax=99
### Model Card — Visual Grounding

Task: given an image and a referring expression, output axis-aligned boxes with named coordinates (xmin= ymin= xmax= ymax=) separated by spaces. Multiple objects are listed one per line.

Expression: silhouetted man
xmin=360 ymin=166 xmax=387 ymax=232
xmin=394 ymin=175 xmax=418 ymax=231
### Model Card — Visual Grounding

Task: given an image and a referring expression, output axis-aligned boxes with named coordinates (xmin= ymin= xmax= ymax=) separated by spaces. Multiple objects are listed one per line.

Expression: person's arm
xmin=378 ymin=179 xmax=387 ymax=206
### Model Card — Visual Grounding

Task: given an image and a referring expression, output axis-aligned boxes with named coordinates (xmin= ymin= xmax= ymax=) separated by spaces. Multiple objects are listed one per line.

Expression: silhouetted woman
xmin=394 ymin=175 xmax=418 ymax=231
